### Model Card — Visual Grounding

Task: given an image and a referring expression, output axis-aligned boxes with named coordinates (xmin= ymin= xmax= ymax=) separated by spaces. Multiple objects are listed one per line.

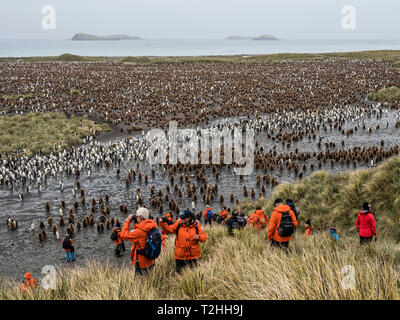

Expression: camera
xmin=131 ymin=215 xmax=138 ymax=224
xmin=161 ymin=217 xmax=173 ymax=225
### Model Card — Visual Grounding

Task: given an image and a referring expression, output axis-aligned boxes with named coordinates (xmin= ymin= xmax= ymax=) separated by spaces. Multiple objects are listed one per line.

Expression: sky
xmin=0 ymin=0 xmax=399 ymax=39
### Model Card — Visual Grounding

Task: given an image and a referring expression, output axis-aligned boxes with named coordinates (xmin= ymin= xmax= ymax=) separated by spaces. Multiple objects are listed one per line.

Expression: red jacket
xmin=119 ymin=219 xmax=159 ymax=269
xmin=356 ymin=211 xmax=377 ymax=237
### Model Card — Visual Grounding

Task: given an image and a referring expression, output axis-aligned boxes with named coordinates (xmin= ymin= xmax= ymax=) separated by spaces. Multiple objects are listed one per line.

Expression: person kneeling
xmin=160 ymin=209 xmax=207 ymax=273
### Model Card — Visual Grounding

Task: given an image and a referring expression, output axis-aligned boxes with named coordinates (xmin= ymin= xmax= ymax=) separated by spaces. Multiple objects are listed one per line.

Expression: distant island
xmin=226 ymin=34 xmax=279 ymax=40
xmin=71 ymin=33 xmax=142 ymax=41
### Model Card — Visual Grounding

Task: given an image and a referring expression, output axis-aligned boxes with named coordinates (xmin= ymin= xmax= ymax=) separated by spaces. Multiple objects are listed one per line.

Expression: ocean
xmin=0 ymin=39 xmax=399 ymax=57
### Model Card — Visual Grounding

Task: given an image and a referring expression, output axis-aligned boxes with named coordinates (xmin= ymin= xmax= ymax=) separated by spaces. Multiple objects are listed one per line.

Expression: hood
xmin=137 ymin=219 xmax=158 ymax=232
xmin=255 ymin=209 xmax=265 ymax=216
xmin=24 ymin=272 xmax=32 ymax=278
xmin=287 ymin=202 xmax=296 ymax=211
xmin=274 ymin=204 xmax=292 ymax=214
xmin=165 ymin=212 xmax=173 ymax=219
xmin=181 ymin=220 xmax=198 ymax=228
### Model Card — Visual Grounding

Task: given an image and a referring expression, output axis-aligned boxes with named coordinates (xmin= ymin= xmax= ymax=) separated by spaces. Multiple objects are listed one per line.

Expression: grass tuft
xmin=0 ymin=112 xmax=111 ymax=157
xmin=367 ymin=86 xmax=400 ymax=103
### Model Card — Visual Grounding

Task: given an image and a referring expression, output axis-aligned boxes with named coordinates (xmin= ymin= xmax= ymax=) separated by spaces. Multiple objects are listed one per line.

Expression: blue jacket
xmin=329 ymin=230 xmax=340 ymax=240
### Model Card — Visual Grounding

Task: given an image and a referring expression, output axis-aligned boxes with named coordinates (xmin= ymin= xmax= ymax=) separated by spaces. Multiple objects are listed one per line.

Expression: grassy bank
xmin=1 ymin=50 xmax=399 ymax=66
xmin=367 ymin=86 xmax=400 ymax=103
xmin=0 ymin=112 xmax=110 ymax=157
xmin=0 ymin=226 xmax=398 ymax=300
xmin=237 ymin=155 xmax=400 ymax=241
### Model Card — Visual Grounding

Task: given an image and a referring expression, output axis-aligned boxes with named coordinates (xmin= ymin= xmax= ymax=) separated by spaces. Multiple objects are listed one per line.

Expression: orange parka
xmin=220 ymin=209 xmax=229 ymax=220
xmin=304 ymin=226 xmax=314 ymax=236
xmin=160 ymin=220 xmax=207 ymax=260
xmin=249 ymin=209 xmax=269 ymax=231
xmin=20 ymin=273 xmax=37 ymax=292
xmin=119 ymin=219 xmax=159 ymax=269
xmin=267 ymin=204 xmax=298 ymax=242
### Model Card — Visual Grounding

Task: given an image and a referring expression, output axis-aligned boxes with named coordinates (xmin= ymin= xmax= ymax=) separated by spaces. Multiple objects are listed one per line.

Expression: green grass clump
xmin=120 ymin=56 xmax=151 ymax=63
xmin=0 ymin=112 xmax=111 ymax=157
xmin=367 ymin=86 xmax=400 ymax=103
xmin=70 ymin=89 xmax=80 ymax=97
xmin=54 ymin=53 xmax=87 ymax=62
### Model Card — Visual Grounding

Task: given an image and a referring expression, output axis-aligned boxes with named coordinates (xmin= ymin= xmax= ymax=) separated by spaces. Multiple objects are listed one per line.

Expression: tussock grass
xmin=237 ymin=156 xmax=400 ymax=241
xmin=0 ymin=226 xmax=398 ymax=300
xmin=367 ymin=86 xmax=400 ymax=103
xmin=0 ymin=112 xmax=110 ymax=157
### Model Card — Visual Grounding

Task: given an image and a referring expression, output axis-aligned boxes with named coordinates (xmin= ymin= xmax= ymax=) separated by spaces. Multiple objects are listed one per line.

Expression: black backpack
xmin=237 ymin=216 xmax=246 ymax=228
xmin=287 ymin=202 xmax=299 ymax=221
xmin=278 ymin=211 xmax=295 ymax=237
xmin=111 ymin=228 xmax=119 ymax=241
xmin=137 ymin=228 xmax=162 ymax=260
xmin=62 ymin=238 xmax=72 ymax=250
xmin=231 ymin=220 xmax=240 ymax=230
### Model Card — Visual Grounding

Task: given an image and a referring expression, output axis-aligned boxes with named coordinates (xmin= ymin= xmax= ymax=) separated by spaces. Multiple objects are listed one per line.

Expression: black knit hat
xmin=363 ymin=202 xmax=370 ymax=211
xmin=179 ymin=209 xmax=194 ymax=220
xmin=274 ymin=198 xmax=283 ymax=205
xmin=305 ymin=219 xmax=311 ymax=226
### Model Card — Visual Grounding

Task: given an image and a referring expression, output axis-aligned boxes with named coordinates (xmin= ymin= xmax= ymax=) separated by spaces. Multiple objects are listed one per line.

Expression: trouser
xmin=360 ymin=236 xmax=373 ymax=245
xmin=176 ymin=259 xmax=198 ymax=273
xmin=115 ymin=242 xmax=125 ymax=256
xmin=135 ymin=264 xmax=154 ymax=275
xmin=205 ymin=219 xmax=212 ymax=226
xmin=66 ymin=250 xmax=75 ymax=262
xmin=270 ymin=239 xmax=289 ymax=249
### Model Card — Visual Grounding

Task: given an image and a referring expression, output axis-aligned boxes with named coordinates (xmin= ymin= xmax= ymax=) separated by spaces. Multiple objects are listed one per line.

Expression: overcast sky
xmin=0 ymin=0 xmax=399 ymax=39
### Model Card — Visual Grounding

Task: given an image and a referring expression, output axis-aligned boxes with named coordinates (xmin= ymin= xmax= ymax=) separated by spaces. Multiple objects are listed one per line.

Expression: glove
xmin=161 ymin=217 xmax=173 ymax=225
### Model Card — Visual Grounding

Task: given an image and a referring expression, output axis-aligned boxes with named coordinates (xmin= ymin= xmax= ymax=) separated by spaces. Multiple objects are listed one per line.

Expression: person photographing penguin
xmin=160 ymin=209 xmax=207 ymax=273
xmin=119 ymin=207 xmax=160 ymax=275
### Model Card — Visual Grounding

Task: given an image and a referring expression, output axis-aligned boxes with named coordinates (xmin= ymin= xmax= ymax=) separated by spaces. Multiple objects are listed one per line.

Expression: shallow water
xmin=1 ymin=108 xmax=400 ymax=281
xmin=1 ymin=39 xmax=400 ymax=57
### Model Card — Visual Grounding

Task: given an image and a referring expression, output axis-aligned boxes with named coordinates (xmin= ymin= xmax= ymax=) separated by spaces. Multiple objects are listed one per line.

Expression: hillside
xmin=237 ymin=155 xmax=400 ymax=241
